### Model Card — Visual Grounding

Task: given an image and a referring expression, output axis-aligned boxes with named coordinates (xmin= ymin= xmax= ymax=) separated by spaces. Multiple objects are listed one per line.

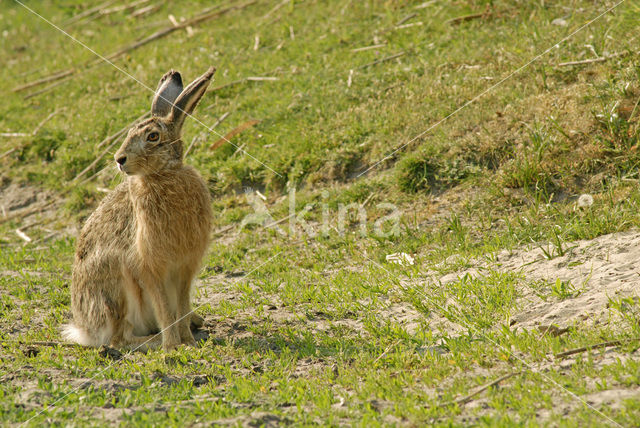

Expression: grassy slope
xmin=2 ymin=0 xmax=640 ymax=425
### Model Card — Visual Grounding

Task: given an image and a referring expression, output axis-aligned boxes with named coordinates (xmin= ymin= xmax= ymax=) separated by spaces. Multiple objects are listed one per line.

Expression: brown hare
xmin=63 ymin=67 xmax=215 ymax=351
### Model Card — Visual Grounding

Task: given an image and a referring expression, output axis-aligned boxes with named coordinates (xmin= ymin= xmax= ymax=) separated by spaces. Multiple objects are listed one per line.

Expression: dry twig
xmin=33 ymin=110 xmax=61 ymax=134
xmin=100 ymin=0 xmax=150 ymax=16
xmin=554 ymin=338 xmax=638 ymax=358
xmin=210 ymin=111 xmax=231 ymax=128
xmin=32 ymin=230 xmax=63 ymax=245
xmin=15 ymin=229 xmax=32 ymax=243
xmin=265 ymin=212 xmax=296 ymax=228
xmin=556 ymin=51 xmax=632 ymax=67
xmin=0 ymin=200 xmax=61 ymax=229
xmin=74 ymin=111 xmax=152 ymax=183
xmin=231 ymin=142 xmax=247 ymax=157
xmin=23 ymin=77 xmax=72 ymax=100
xmin=395 ymin=13 xmax=417 ymax=27
xmin=246 ymin=76 xmax=278 ymax=81
xmin=439 ymin=371 xmax=522 ymax=407
xmin=357 ymin=51 xmax=405 ymax=69
xmin=261 ymin=0 xmax=290 ymax=21
xmin=0 ymin=201 xmax=56 ymax=224
xmin=360 ymin=192 xmax=376 ymax=208
xmin=373 ymin=339 xmax=400 ymax=364
xmin=0 ymin=340 xmax=79 ymax=349
xmin=447 ymin=5 xmax=492 ymax=25
xmin=351 ymin=43 xmax=386 ymax=52
xmin=184 ymin=111 xmax=230 ymax=157
xmin=13 ymin=70 xmax=75 ymax=93
xmin=446 ymin=12 xmax=487 ymax=25
xmin=0 ymin=132 xmax=28 ymax=138
xmin=63 ymin=0 xmax=116 ymax=26
xmin=0 ymin=148 xmax=17 ymax=159
xmin=97 ymin=111 xmax=150 ymax=148
xmin=79 ymin=164 xmax=114 ymax=186
xmin=73 ymin=136 xmax=124 ymax=182
xmin=209 ymin=119 xmax=260 ymax=150
xmin=396 ymin=22 xmax=423 ymax=30
xmin=212 ymin=75 xmax=279 ymax=92
xmin=414 ymin=1 xmax=436 ymax=9
xmin=13 ymin=1 xmax=258 ymax=92
xmin=132 ymin=4 xmax=161 ymax=18
xmin=0 ymin=110 xmax=59 ymax=138
xmin=211 ymin=78 xmax=246 ymax=92
xmin=99 ymin=1 xmax=255 ymax=63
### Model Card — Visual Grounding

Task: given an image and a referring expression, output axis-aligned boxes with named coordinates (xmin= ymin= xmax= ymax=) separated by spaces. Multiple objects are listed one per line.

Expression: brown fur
xmin=64 ymin=67 xmax=215 ymax=350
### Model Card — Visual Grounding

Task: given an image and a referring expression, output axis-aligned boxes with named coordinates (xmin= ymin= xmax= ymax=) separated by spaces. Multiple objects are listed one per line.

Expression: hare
xmin=62 ymin=67 xmax=215 ymax=351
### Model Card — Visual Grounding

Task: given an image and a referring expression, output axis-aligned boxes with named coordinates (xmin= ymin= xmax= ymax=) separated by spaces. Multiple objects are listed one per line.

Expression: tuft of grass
xmin=396 ymin=152 xmax=439 ymax=193
xmin=550 ymin=278 xmax=582 ymax=301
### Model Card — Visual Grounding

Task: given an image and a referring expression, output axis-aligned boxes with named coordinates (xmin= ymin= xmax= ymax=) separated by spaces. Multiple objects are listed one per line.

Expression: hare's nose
xmin=116 ymin=156 xmax=127 ymax=166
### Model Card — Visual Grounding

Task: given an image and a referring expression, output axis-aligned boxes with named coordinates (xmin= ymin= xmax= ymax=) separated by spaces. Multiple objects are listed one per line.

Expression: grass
xmin=2 ymin=0 xmax=640 ymax=425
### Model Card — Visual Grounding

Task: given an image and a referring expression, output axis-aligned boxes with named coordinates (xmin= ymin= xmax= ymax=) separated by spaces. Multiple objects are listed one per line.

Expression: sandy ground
xmin=436 ymin=229 xmax=640 ymax=331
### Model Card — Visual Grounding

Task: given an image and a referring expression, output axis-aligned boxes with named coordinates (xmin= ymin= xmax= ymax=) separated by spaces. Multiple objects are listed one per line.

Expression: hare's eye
xmin=147 ymin=132 xmax=160 ymax=142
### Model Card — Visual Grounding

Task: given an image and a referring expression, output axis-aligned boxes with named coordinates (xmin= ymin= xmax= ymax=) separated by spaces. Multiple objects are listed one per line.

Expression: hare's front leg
xmin=142 ymin=271 xmax=181 ymax=350
xmin=177 ymin=268 xmax=197 ymax=346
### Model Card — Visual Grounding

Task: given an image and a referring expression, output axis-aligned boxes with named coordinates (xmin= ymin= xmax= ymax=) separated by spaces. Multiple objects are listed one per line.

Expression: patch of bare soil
xmin=437 ymin=229 xmax=640 ymax=331
xmin=417 ymin=230 xmax=640 ymax=424
xmin=0 ymin=181 xmax=57 ymax=221
xmin=0 ymin=180 xmax=73 ymax=242
xmin=195 ymin=269 xmax=435 ymax=346
xmin=201 ymin=411 xmax=290 ymax=427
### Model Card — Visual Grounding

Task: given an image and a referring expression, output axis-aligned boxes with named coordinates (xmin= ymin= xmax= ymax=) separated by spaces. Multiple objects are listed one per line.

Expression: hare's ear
xmin=151 ymin=70 xmax=183 ymax=117
xmin=170 ymin=66 xmax=216 ymax=131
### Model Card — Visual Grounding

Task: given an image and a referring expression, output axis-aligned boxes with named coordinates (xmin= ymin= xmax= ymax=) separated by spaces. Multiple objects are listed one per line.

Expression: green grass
xmin=2 ymin=0 xmax=640 ymax=425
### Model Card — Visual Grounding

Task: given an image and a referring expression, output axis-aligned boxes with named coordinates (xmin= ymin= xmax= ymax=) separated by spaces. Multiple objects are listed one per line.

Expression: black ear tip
xmin=157 ymin=70 xmax=183 ymax=90
xmin=168 ymin=70 xmax=183 ymax=87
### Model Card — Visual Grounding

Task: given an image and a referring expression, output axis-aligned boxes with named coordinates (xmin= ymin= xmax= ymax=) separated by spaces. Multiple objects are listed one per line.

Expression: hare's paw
xmin=180 ymin=330 xmax=197 ymax=347
xmin=161 ymin=329 xmax=182 ymax=351
xmin=190 ymin=313 xmax=204 ymax=330
xmin=162 ymin=340 xmax=181 ymax=351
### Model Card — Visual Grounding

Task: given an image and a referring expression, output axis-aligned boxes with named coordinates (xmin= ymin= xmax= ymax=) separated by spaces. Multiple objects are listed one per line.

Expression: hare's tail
xmin=61 ymin=323 xmax=110 ymax=347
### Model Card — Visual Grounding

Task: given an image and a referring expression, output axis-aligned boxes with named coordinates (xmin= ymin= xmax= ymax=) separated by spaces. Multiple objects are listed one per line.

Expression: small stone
xmin=386 ymin=252 xmax=415 ymax=266
xmin=552 ymin=18 xmax=567 ymax=26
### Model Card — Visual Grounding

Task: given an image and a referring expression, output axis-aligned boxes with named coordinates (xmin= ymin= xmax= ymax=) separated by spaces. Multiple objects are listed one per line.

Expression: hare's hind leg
xmin=191 ymin=313 xmax=204 ymax=329
xmin=110 ymin=318 xmax=162 ymax=351
xmin=66 ymin=262 xmax=122 ymax=347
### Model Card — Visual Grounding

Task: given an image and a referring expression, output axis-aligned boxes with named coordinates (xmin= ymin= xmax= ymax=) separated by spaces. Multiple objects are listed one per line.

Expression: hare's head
xmin=114 ymin=67 xmax=216 ymax=175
